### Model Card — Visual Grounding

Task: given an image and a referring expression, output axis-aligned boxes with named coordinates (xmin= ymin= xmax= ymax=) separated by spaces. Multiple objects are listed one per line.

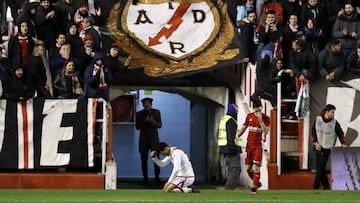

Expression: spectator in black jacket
xmin=0 ymin=47 xmax=9 ymax=90
xmin=332 ymin=1 xmax=360 ymax=60
xmin=318 ymin=38 xmax=345 ymax=82
xmin=282 ymin=14 xmax=301 ymax=67
xmin=104 ymin=43 xmax=127 ymax=76
xmin=3 ymin=66 xmax=35 ymax=101
xmin=55 ymin=0 xmax=76 ymax=33
xmin=16 ymin=1 xmax=37 ymax=39
xmin=53 ymin=59 xmax=83 ymax=98
xmin=28 ymin=43 xmax=52 ymax=98
xmin=289 ymin=36 xmax=317 ymax=92
xmin=49 ymin=43 xmax=82 ymax=80
xmin=35 ymin=0 xmax=57 ymax=49
xmin=48 ymin=32 xmax=66 ymax=58
xmin=300 ymin=0 xmax=327 ymax=49
xmin=280 ymin=0 xmax=301 ymax=26
xmin=251 ymin=53 xmax=277 ymax=107
xmin=80 ymin=16 xmax=101 ymax=51
xmin=7 ymin=20 xmax=34 ymax=70
xmin=345 ymin=45 xmax=360 ymax=76
xmin=257 ymin=10 xmax=282 ymax=60
xmin=66 ymin=22 xmax=84 ymax=59
xmin=84 ymin=52 xmax=112 ymax=102
xmin=238 ymin=10 xmax=258 ymax=64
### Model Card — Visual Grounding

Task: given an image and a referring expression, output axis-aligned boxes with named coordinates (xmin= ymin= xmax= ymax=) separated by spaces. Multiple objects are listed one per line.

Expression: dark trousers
xmin=141 ymin=152 xmax=160 ymax=182
xmin=313 ymin=148 xmax=331 ymax=189
xmin=224 ymin=154 xmax=241 ymax=190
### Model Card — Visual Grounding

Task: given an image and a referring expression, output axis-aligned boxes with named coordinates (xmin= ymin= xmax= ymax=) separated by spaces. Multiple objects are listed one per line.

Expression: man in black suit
xmin=135 ymin=97 xmax=162 ymax=185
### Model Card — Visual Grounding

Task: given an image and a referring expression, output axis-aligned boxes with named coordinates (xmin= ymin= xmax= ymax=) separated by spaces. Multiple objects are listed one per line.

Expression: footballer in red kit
xmin=235 ymin=101 xmax=270 ymax=195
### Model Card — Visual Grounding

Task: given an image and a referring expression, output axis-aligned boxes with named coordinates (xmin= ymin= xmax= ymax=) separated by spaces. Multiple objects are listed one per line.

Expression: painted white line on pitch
xmin=4 ymin=200 xmax=360 ymax=203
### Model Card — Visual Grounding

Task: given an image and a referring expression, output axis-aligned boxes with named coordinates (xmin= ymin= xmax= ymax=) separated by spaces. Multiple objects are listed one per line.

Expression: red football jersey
xmin=243 ymin=112 xmax=270 ymax=147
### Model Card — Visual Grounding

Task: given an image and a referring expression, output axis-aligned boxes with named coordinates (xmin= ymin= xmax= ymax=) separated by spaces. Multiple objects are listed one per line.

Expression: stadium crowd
xmin=0 ymin=0 xmax=121 ymax=102
xmin=0 ymin=0 xmax=359 ymax=104
xmin=234 ymin=0 xmax=360 ymax=111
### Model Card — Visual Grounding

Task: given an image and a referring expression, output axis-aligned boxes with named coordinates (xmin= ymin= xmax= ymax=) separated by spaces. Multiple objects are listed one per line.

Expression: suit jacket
xmin=135 ymin=108 xmax=162 ymax=153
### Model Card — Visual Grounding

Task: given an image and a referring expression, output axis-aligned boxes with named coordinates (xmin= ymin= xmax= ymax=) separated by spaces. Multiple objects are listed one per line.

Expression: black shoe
xmin=258 ymin=182 xmax=262 ymax=188
xmin=250 ymin=187 xmax=257 ymax=195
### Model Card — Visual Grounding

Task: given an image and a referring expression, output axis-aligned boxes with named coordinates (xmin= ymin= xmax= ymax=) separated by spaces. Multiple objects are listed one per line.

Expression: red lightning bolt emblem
xmin=148 ymin=3 xmax=191 ymax=46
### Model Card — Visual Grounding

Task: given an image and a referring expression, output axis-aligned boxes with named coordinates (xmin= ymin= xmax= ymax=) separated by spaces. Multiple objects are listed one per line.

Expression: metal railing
xmin=276 ymin=69 xmax=294 ymax=175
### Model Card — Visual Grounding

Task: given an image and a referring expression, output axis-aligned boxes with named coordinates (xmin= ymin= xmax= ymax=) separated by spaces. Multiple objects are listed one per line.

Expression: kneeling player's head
xmin=157 ymin=142 xmax=170 ymax=156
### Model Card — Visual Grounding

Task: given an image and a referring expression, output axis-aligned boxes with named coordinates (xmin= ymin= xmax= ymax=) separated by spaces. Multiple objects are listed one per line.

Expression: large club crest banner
xmin=107 ymin=0 xmax=240 ymax=77
xmin=0 ymin=98 xmax=97 ymax=169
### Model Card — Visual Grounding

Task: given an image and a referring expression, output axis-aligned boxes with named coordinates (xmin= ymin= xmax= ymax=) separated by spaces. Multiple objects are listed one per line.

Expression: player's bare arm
xmin=234 ymin=126 xmax=247 ymax=144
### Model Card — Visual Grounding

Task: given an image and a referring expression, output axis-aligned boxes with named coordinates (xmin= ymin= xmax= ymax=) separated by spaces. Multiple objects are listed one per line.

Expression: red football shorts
xmin=244 ymin=145 xmax=263 ymax=166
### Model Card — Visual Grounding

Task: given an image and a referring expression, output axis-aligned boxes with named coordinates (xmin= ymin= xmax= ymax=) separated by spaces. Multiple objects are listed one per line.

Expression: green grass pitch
xmin=0 ymin=189 xmax=358 ymax=203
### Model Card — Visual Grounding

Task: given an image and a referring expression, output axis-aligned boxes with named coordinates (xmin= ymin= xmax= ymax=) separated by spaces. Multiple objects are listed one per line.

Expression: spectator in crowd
xmin=303 ymin=18 xmax=324 ymax=55
xmin=345 ymin=44 xmax=360 ymax=76
xmin=289 ymin=36 xmax=317 ymax=93
xmin=104 ymin=43 xmax=128 ymax=77
xmin=218 ymin=104 xmax=242 ymax=190
xmin=0 ymin=47 xmax=9 ymax=89
xmin=251 ymin=52 xmax=277 ymax=107
xmin=311 ymin=104 xmax=347 ymax=190
xmin=16 ymin=1 xmax=37 ymax=39
xmin=49 ymin=43 xmax=82 ymax=80
xmin=53 ymin=59 xmax=83 ymax=98
xmin=259 ymin=32 xmax=283 ymax=61
xmin=28 ymin=43 xmax=52 ymax=98
xmin=7 ymin=0 xmax=26 ymax=21
xmin=273 ymin=57 xmax=296 ymax=99
xmin=235 ymin=100 xmax=270 ymax=195
xmin=300 ymin=0 xmax=326 ymax=47
xmin=238 ymin=10 xmax=258 ymax=64
xmin=257 ymin=0 xmax=284 ymax=29
xmin=2 ymin=65 xmax=35 ymax=101
xmin=332 ymin=1 xmax=360 ymax=60
xmin=318 ymin=38 xmax=345 ymax=82
xmin=355 ymin=1 xmax=360 ymax=14
xmin=48 ymin=32 xmax=66 ymax=58
xmin=257 ymin=10 xmax=282 ymax=60
xmin=93 ymin=0 xmax=110 ymax=28
xmin=7 ymin=20 xmax=35 ymax=70
xmin=66 ymin=22 xmax=84 ymax=59
xmin=35 ymin=0 xmax=56 ymax=49
xmin=280 ymin=0 xmax=301 ymax=26
xmin=80 ymin=34 xmax=97 ymax=76
xmin=80 ymin=16 xmax=101 ymax=51
xmin=74 ymin=2 xmax=89 ymax=33
xmin=323 ymin=0 xmax=346 ymax=40
xmin=0 ymin=1 xmax=8 ymax=39
xmin=236 ymin=0 xmax=255 ymax=23
xmin=55 ymin=0 xmax=76 ymax=33
xmin=83 ymin=52 xmax=112 ymax=102
xmin=282 ymin=14 xmax=300 ymax=67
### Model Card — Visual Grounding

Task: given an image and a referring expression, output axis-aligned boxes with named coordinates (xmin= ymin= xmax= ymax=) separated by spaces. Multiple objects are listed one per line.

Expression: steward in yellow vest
xmin=218 ymin=104 xmax=242 ymax=190
xmin=218 ymin=105 xmax=242 ymax=155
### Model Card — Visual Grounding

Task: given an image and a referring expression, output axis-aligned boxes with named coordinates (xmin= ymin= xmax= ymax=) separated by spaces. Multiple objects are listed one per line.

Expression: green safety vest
xmin=218 ymin=115 xmax=242 ymax=147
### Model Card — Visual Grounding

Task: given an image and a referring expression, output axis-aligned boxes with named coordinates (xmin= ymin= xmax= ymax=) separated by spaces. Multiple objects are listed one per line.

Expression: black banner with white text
xmin=0 ymin=98 xmax=98 ymax=169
